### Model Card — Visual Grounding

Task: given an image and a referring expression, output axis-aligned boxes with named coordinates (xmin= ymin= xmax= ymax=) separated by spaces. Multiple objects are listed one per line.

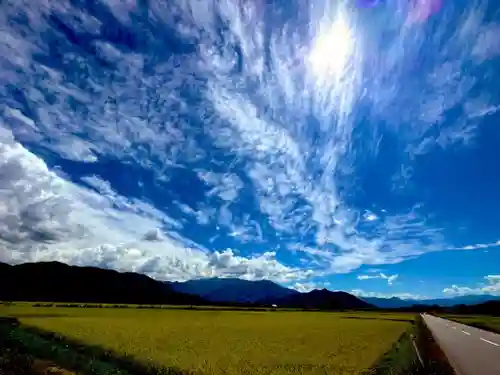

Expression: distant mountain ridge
xmin=167 ymin=278 xmax=372 ymax=309
xmin=168 ymin=278 xmax=374 ymax=310
xmin=268 ymin=289 xmax=373 ymax=310
xmin=0 ymin=262 xmax=370 ymax=310
xmin=363 ymin=294 xmax=500 ymax=308
xmin=360 ymin=297 xmax=414 ymax=309
xmin=167 ymin=277 xmax=299 ymax=303
xmin=0 ymin=261 xmax=206 ymax=305
xmin=2 ymin=262 xmax=498 ymax=310
xmin=169 ymin=277 xmax=500 ymax=308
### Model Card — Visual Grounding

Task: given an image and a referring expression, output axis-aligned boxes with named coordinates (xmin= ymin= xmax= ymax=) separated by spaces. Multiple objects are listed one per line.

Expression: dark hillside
xmin=266 ymin=289 xmax=373 ymax=310
xmin=168 ymin=277 xmax=299 ymax=303
xmin=0 ymin=261 xmax=206 ymax=305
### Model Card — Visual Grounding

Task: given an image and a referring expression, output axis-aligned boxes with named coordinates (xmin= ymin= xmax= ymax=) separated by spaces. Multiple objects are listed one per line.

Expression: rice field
xmin=443 ymin=314 xmax=500 ymax=334
xmin=1 ymin=304 xmax=413 ymax=375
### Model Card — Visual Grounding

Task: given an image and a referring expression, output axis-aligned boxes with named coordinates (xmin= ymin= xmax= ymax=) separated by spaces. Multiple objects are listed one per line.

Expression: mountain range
xmin=166 ymin=278 xmax=299 ymax=303
xmin=2 ymin=261 xmax=498 ymax=309
xmin=0 ymin=261 xmax=206 ymax=305
xmin=167 ymin=278 xmax=372 ymax=309
xmin=168 ymin=277 xmax=500 ymax=308
xmin=0 ymin=262 xmax=371 ymax=309
xmin=267 ymin=289 xmax=373 ymax=310
xmin=362 ymin=295 xmax=500 ymax=308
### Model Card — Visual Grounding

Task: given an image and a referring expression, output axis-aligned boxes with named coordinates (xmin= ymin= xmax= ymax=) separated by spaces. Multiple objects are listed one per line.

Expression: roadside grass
xmin=1 ymin=304 xmax=412 ymax=375
xmin=0 ymin=319 xmax=189 ymax=375
xmin=362 ymin=323 xmax=420 ymax=375
xmin=415 ymin=316 xmax=456 ymax=375
xmin=364 ymin=314 xmax=460 ymax=375
xmin=0 ymin=319 xmax=36 ymax=375
xmin=441 ymin=314 xmax=500 ymax=334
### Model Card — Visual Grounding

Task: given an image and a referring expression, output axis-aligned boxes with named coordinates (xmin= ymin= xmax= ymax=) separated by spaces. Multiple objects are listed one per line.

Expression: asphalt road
xmin=422 ymin=314 xmax=500 ymax=375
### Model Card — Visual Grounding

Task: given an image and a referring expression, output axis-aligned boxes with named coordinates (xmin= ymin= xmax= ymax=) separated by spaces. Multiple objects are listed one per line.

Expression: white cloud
xmin=471 ymin=25 xmax=500 ymax=61
xmin=357 ymin=275 xmax=377 ymax=280
xmin=452 ymin=241 xmax=500 ymax=251
xmin=443 ymin=275 xmax=500 ymax=297
xmin=1 ymin=0 xmax=499 ymax=280
xmin=198 ymin=171 xmax=244 ymax=203
xmin=142 ymin=228 xmax=163 ymax=242
xmin=364 ymin=212 xmax=378 ymax=222
xmin=387 ymin=274 xmax=399 ymax=285
xmin=357 ymin=273 xmax=399 ymax=285
xmin=206 ymin=250 xmax=313 ymax=282
xmin=0 ymin=127 xmax=310 ymax=283
xmin=291 ymin=282 xmax=318 ymax=293
xmin=350 ymin=289 xmax=428 ymax=301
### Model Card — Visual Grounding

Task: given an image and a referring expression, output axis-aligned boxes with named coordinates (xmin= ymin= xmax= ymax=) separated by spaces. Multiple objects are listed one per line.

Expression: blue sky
xmin=1 ymin=0 xmax=500 ymax=299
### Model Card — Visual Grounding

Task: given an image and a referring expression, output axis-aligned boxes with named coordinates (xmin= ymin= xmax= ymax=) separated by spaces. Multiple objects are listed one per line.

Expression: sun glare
xmin=309 ymin=13 xmax=355 ymax=79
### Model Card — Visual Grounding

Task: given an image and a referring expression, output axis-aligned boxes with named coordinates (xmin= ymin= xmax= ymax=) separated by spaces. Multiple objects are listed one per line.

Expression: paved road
xmin=422 ymin=314 xmax=500 ymax=375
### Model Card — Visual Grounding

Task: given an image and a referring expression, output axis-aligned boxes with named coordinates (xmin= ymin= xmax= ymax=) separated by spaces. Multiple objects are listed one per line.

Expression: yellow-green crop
xmin=0 ymin=305 xmax=411 ymax=375
xmin=442 ymin=314 xmax=500 ymax=334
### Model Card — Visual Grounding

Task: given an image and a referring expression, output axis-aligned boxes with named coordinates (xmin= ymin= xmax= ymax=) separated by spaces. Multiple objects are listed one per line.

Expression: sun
xmin=308 ymin=12 xmax=355 ymax=79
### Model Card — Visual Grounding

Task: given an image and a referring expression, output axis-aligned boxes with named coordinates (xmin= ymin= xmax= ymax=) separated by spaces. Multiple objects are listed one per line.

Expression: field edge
xmin=0 ymin=318 xmax=192 ymax=375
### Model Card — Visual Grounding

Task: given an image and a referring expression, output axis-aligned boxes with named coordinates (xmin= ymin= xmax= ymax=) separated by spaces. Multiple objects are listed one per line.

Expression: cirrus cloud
xmin=0 ymin=126 xmax=311 ymax=283
xmin=1 ymin=0 xmax=499 ymax=285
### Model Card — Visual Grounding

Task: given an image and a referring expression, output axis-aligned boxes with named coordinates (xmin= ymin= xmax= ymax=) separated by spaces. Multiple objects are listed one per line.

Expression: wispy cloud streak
xmin=358 ymin=273 xmax=399 ymax=285
xmin=0 ymin=0 xmax=499 ymax=280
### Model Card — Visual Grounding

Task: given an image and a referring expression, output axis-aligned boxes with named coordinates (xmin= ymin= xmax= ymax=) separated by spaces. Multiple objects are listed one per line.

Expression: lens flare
xmin=357 ymin=0 xmax=382 ymax=8
xmin=356 ymin=0 xmax=443 ymax=23
xmin=409 ymin=0 xmax=443 ymax=22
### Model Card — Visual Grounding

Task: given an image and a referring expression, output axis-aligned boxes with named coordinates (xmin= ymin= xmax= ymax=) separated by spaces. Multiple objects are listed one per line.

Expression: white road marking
xmin=462 ymin=330 xmax=470 ymax=335
xmin=480 ymin=338 xmax=500 ymax=347
xmin=452 ymin=326 xmax=457 ymax=330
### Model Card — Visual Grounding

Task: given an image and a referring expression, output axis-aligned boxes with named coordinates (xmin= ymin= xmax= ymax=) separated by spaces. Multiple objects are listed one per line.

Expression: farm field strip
xmin=0 ymin=305 xmax=413 ymax=375
xmin=442 ymin=314 xmax=500 ymax=334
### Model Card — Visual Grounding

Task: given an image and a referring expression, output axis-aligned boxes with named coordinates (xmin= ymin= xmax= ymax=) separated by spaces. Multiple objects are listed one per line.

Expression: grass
xmin=413 ymin=316 xmax=455 ymax=375
xmin=3 ymin=325 xmax=200 ymax=375
xmin=0 ymin=303 xmax=414 ymax=375
xmin=0 ymin=319 xmax=135 ymax=375
xmin=362 ymin=324 xmax=419 ymax=375
xmin=0 ymin=319 xmax=36 ymax=375
xmin=441 ymin=314 xmax=500 ymax=334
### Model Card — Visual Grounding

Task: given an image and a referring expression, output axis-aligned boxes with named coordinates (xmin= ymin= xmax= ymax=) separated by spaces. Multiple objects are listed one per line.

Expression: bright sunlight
xmin=308 ymin=12 xmax=355 ymax=79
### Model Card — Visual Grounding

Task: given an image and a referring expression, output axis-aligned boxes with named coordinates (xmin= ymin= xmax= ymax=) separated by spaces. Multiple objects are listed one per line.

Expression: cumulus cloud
xmin=1 ymin=0 xmax=499 ymax=282
xmin=357 ymin=273 xmax=399 ymax=285
xmin=0 ymin=127 xmax=310 ymax=282
xmin=206 ymin=250 xmax=313 ymax=282
xmin=350 ymin=289 xmax=428 ymax=301
xmin=0 ymin=125 xmax=192 ymax=268
xmin=0 ymin=126 xmax=82 ymax=249
xmin=142 ymin=229 xmax=163 ymax=242
xmin=443 ymin=275 xmax=500 ymax=297
xmin=292 ymin=282 xmax=320 ymax=293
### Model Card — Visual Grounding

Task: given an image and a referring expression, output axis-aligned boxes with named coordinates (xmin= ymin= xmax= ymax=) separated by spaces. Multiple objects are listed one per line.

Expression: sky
xmin=1 ymin=0 xmax=500 ymax=299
